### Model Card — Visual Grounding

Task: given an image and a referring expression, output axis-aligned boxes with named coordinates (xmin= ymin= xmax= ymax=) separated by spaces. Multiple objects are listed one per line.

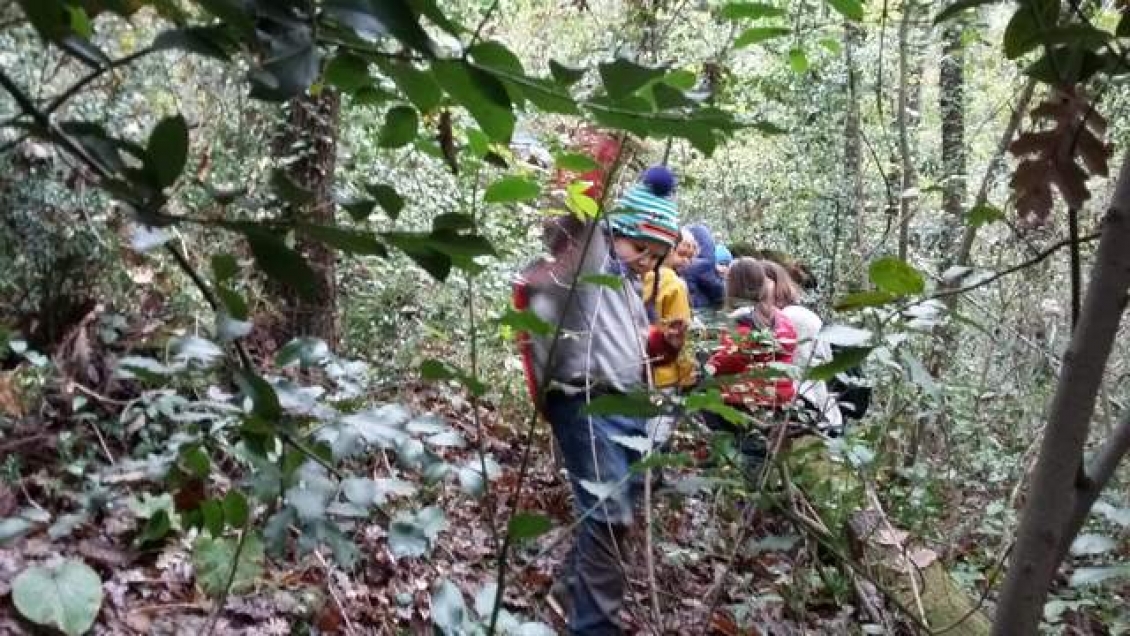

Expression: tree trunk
xmin=992 ymin=150 xmax=1130 ymax=635
xmin=271 ymin=90 xmax=341 ymax=347
xmin=896 ymin=0 xmax=920 ymax=261
xmin=937 ymin=21 xmax=966 ymax=256
xmin=843 ymin=20 xmax=865 ymax=289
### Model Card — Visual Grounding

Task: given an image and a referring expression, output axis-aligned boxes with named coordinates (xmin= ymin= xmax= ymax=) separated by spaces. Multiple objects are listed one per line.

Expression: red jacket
xmin=707 ymin=308 xmax=797 ymax=409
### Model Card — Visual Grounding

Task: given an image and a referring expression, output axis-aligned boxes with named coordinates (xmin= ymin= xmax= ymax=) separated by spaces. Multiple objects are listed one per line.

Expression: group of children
xmin=513 ymin=164 xmax=845 ymax=634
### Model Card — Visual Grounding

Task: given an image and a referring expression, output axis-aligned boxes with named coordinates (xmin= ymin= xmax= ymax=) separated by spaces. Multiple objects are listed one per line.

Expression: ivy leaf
xmin=144 ymin=114 xmax=189 ymax=190
xmin=379 ymin=106 xmax=418 ymax=148
xmin=1002 ymin=0 xmax=1061 ymax=60
xmin=508 ymin=512 xmax=552 ymax=542
xmin=598 ymin=58 xmax=666 ymax=100
xmin=12 ymin=560 xmax=103 ymax=636
xmin=192 ymin=534 xmax=265 ymax=597
xmin=869 ymin=257 xmax=925 ymax=295
xmin=825 ymin=0 xmax=864 ymax=21
xmin=734 ymin=26 xmax=791 ymax=48
xmin=484 ymin=175 xmax=540 ymax=203
xmin=1069 ymin=564 xmax=1130 ymax=587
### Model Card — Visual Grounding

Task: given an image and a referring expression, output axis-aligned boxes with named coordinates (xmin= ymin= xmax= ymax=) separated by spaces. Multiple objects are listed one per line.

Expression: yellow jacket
xmin=642 ymin=267 xmax=697 ymax=389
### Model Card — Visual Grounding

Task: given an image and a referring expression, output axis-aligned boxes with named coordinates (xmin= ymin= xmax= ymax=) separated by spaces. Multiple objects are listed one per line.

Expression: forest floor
xmin=0 ymin=365 xmax=865 ymax=635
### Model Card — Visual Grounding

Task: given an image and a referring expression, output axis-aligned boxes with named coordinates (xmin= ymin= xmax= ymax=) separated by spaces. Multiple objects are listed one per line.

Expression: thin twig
xmin=314 ymin=551 xmax=361 ymax=636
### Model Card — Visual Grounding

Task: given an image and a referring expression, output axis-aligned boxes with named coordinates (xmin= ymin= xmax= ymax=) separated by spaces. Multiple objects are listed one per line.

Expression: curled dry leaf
xmin=1009 ymin=87 xmax=1112 ymax=227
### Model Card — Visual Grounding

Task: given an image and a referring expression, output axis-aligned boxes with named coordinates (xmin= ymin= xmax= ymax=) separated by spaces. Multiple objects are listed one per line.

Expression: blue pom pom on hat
xmin=610 ymin=165 xmax=680 ymax=248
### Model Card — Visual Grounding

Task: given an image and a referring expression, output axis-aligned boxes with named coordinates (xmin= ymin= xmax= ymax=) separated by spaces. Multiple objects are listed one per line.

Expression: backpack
xmin=828 ymin=345 xmax=872 ymax=420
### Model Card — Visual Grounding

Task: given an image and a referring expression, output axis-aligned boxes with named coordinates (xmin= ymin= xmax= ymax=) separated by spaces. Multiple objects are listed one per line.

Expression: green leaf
xmin=598 ymin=58 xmax=666 ymax=100
xmin=276 ymin=337 xmax=331 ymax=368
xmin=579 ymin=274 xmax=623 ymax=290
xmin=967 ymin=204 xmax=1004 ymax=228
xmin=556 ymin=152 xmax=599 ymax=172
xmin=788 ymin=47 xmax=809 ymax=73
xmin=324 ymin=52 xmax=371 ymax=92
xmin=0 ymin=517 xmax=35 ymax=546
xmin=432 ymin=59 xmax=515 ymax=142
xmin=367 ymin=183 xmax=405 ymax=219
xmin=137 ymin=509 xmax=172 ymax=545
xmin=271 ymin=169 xmax=315 ymax=206
xmin=181 ymin=445 xmax=211 ymax=477
xmin=1003 ymin=0 xmax=1062 ymax=59
xmin=236 ymin=371 xmax=282 ymax=421
xmin=499 ymin=308 xmax=553 ymax=336
xmin=549 ymin=60 xmax=586 ymax=86
xmin=12 ymin=560 xmax=103 ymax=636
xmin=1069 ymin=564 xmax=1130 ymax=587
xmin=299 ymin=224 xmax=389 ymax=257
xmin=211 ymin=253 xmax=239 ymax=282
xmin=1120 ymin=12 xmax=1130 ymax=38
xmin=152 ymin=26 xmax=233 ymax=61
xmin=248 ymin=41 xmax=321 ymax=101
xmin=431 ymin=579 xmax=467 ymax=635
xmin=379 ymin=106 xmax=418 ymax=148
xmin=683 ymin=389 xmax=750 ymax=425
xmin=223 ymin=491 xmax=249 ymax=528
xmin=144 ymin=115 xmax=189 ymax=190
xmin=720 ymin=2 xmax=786 ymax=20
xmin=242 ymin=227 xmax=319 ymax=300
xmin=869 ymin=257 xmax=925 ymax=295
xmin=825 ymin=0 xmax=864 ymax=21
xmin=469 ymin=40 xmax=526 ymax=104
xmin=734 ymin=26 xmax=791 ymax=48
xmin=484 ymin=175 xmax=540 ymax=203
xmin=508 ymin=512 xmax=552 ymax=542
xmin=934 ymin=0 xmax=999 ymax=24
xmin=818 ymin=37 xmax=842 ymax=54
xmin=201 ymin=499 xmax=224 ymax=537
xmin=834 ymin=290 xmax=898 ymax=311
xmin=807 ymin=346 xmax=872 ymax=381
xmin=583 ymin=392 xmax=661 ymax=418
xmin=1025 ymin=47 xmax=1105 ymax=85
xmin=323 ymin=0 xmax=434 ymax=55
xmin=378 ymin=61 xmax=443 ymax=112
xmin=192 ymin=534 xmax=265 ymax=597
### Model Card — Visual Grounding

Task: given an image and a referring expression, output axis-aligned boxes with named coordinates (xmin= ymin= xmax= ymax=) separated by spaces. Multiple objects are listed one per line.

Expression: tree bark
xmin=271 ymin=90 xmax=341 ymax=347
xmin=937 ymin=21 xmax=966 ymax=256
xmin=843 ymin=20 xmax=865 ymax=289
xmin=896 ymin=0 xmax=920 ymax=261
xmin=992 ymin=150 xmax=1130 ymax=635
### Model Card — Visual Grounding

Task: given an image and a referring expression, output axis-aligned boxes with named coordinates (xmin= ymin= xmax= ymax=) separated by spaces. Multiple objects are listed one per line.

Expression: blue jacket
xmin=683 ymin=224 xmax=725 ymax=310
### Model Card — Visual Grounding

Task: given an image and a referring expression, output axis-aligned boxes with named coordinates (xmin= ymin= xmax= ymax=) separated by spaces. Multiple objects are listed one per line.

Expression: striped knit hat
xmin=609 ymin=166 xmax=680 ymax=249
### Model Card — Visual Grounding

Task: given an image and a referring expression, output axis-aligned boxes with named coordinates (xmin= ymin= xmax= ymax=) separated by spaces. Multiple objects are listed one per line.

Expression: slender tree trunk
xmin=272 ymin=90 xmax=341 ymax=347
xmin=843 ymin=20 xmax=865 ymax=289
xmin=993 ymin=150 xmax=1130 ymax=635
xmin=937 ymin=22 xmax=966 ymax=255
xmin=896 ymin=0 xmax=919 ymax=261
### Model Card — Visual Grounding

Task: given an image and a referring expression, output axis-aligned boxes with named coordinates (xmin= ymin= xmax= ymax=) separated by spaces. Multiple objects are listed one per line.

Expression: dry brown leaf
xmin=1009 ymin=87 xmax=1112 ymax=226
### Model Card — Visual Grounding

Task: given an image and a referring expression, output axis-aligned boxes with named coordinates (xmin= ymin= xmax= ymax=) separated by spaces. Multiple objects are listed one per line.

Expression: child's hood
xmin=686 ymin=223 xmax=717 ymax=264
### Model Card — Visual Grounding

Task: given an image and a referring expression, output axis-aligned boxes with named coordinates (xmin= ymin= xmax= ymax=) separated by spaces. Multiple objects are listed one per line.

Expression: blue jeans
xmin=544 ymin=391 xmax=646 ymax=635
